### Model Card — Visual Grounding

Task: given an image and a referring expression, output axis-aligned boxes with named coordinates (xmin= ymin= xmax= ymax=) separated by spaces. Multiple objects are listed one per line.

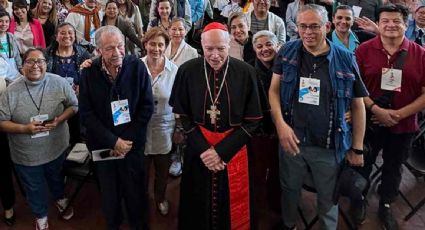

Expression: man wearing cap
xmin=406 ymin=4 xmax=425 ymax=46
xmin=169 ymin=22 xmax=262 ymax=229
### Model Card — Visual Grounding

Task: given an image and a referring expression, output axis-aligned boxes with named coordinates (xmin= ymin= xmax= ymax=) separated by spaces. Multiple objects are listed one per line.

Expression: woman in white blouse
xmin=165 ymin=17 xmax=198 ymax=67
xmin=141 ymin=27 xmax=178 ymax=216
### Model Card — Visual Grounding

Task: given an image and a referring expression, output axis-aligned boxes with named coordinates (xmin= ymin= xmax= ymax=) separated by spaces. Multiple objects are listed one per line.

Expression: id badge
xmin=111 ymin=99 xmax=131 ymax=126
xmin=298 ymin=77 xmax=320 ymax=106
xmin=352 ymin=5 xmax=362 ymax=17
xmin=381 ymin=68 xmax=402 ymax=92
xmin=30 ymin=114 xmax=49 ymax=138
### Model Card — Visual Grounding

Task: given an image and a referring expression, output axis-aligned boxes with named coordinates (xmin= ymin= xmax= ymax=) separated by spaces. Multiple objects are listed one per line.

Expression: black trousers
xmin=363 ymin=126 xmax=414 ymax=204
xmin=95 ymin=148 xmax=148 ymax=230
xmin=144 ymin=153 xmax=171 ymax=203
xmin=0 ymin=132 xmax=15 ymax=210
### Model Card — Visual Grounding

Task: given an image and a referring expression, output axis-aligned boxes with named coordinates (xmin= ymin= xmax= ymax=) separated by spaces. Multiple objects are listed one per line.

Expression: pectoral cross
xmin=207 ymin=105 xmax=220 ymax=125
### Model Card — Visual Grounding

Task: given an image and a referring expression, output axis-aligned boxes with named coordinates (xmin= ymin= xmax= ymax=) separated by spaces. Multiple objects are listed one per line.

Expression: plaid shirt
xmin=101 ymin=58 xmax=122 ymax=83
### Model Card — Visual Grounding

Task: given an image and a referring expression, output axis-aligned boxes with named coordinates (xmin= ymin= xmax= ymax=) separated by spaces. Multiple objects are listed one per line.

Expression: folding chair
xmin=298 ymin=171 xmax=357 ymax=230
xmin=60 ymin=154 xmax=98 ymax=219
xmin=400 ymin=115 xmax=425 ymax=221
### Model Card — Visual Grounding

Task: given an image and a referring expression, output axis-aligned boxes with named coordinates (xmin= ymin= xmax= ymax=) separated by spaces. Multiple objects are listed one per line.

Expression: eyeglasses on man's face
xmin=297 ymin=23 xmax=323 ymax=32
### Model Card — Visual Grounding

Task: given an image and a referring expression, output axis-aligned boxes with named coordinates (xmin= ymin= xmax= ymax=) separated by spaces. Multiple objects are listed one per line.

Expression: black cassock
xmin=169 ymin=57 xmax=263 ymax=230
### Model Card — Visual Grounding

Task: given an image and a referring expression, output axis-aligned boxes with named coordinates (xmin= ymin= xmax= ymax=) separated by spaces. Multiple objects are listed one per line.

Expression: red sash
xmin=200 ymin=126 xmax=251 ymax=230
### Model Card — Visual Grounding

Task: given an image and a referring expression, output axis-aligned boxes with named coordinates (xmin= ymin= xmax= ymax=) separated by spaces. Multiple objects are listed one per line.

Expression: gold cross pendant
xmin=206 ymin=105 xmax=220 ymax=125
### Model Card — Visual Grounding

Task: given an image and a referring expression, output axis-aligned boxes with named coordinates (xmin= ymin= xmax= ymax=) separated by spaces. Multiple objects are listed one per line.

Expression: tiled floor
xmin=1 ymin=158 xmax=425 ymax=230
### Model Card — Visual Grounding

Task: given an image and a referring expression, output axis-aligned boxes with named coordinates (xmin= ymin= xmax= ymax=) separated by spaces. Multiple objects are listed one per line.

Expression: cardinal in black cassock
xmin=169 ymin=22 xmax=263 ymax=230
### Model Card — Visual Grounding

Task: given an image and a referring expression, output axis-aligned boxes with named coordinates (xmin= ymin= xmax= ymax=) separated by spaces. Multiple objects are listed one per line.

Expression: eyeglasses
xmin=24 ymin=59 xmax=46 ymax=66
xmin=297 ymin=24 xmax=323 ymax=32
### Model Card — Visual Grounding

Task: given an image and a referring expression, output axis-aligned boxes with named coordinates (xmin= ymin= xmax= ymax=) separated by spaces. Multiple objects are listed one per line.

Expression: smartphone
xmin=99 ymin=150 xmax=111 ymax=159
xmin=42 ymin=119 xmax=54 ymax=125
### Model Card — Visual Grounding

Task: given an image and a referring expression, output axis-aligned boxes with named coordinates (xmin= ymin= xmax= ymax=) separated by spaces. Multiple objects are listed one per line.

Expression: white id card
xmin=352 ymin=6 xmax=362 ymax=18
xmin=381 ymin=68 xmax=402 ymax=92
xmin=299 ymin=77 xmax=320 ymax=106
xmin=30 ymin=114 xmax=49 ymax=138
xmin=111 ymin=99 xmax=131 ymax=126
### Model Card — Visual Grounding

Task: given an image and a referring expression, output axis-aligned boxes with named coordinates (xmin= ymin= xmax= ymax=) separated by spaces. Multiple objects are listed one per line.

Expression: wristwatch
xmin=350 ymin=147 xmax=364 ymax=155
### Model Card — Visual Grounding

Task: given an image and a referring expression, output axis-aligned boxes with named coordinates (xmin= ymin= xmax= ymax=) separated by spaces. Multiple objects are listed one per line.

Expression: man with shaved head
xmin=169 ymin=22 xmax=263 ymax=229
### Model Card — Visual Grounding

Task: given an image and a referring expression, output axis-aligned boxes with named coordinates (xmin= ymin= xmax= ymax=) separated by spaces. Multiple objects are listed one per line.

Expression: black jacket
xmin=79 ymin=55 xmax=154 ymax=151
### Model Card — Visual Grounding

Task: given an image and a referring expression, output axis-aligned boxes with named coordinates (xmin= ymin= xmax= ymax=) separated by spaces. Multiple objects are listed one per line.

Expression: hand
xmin=355 ymin=16 xmax=379 ymax=34
xmin=210 ymin=161 xmax=226 ymax=173
xmin=26 ymin=120 xmax=48 ymax=134
xmin=110 ymin=150 xmax=124 ymax=157
xmin=80 ymin=59 xmax=93 ymax=69
xmin=172 ymin=128 xmax=185 ymax=144
xmin=114 ymin=138 xmax=133 ymax=155
xmin=345 ymin=111 xmax=352 ymax=124
xmin=43 ymin=117 xmax=59 ymax=130
xmin=276 ymin=123 xmax=300 ymax=155
xmin=371 ymin=106 xmax=399 ymax=127
xmin=73 ymin=84 xmax=80 ymax=96
xmin=200 ymin=148 xmax=223 ymax=170
xmin=346 ymin=150 xmax=364 ymax=167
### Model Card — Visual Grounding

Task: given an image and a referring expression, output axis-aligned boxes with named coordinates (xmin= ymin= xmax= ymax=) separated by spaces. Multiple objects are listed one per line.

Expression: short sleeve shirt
xmin=356 ymin=37 xmax=425 ymax=133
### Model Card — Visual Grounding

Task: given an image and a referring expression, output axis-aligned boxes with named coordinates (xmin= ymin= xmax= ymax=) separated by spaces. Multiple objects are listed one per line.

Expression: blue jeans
xmin=279 ymin=146 xmax=339 ymax=230
xmin=14 ymin=153 xmax=66 ymax=218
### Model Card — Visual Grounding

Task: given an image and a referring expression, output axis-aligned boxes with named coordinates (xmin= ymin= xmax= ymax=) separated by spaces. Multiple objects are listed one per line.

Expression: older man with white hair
xmin=79 ymin=25 xmax=153 ymax=230
xmin=169 ymin=22 xmax=262 ymax=230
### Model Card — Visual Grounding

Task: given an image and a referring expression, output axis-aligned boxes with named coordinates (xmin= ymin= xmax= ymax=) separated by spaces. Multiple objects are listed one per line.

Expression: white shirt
xmin=165 ymin=40 xmax=198 ymax=67
xmin=228 ymin=38 xmax=244 ymax=61
xmin=142 ymin=56 xmax=178 ymax=155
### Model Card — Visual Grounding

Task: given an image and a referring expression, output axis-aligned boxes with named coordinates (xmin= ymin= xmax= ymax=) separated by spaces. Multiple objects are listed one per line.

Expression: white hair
xmin=252 ymin=30 xmax=278 ymax=46
xmin=95 ymin=25 xmax=125 ymax=48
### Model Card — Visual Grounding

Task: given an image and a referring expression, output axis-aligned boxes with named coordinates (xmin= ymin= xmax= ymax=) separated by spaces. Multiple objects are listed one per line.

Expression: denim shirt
xmin=406 ymin=19 xmax=424 ymax=45
xmin=277 ymin=39 xmax=360 ymax=162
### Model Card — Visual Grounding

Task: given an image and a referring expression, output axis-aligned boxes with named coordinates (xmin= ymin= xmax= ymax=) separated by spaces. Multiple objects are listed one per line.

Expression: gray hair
xmin=252 ymin=30 xmax=278 ymax=46
xmin=201 ymin=29 xmax=231 ymax=43
xmin=95 ymin=25 xmax=125 ymax=48
xmin=298 ymin=4 xmax=329 ymax=24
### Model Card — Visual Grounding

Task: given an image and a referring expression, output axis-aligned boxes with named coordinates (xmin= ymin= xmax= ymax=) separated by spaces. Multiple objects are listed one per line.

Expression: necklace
xmin=203 ymin=58 xmax=229 ymax=125
xmin=24 ymin=80 xmax=46 ymax=115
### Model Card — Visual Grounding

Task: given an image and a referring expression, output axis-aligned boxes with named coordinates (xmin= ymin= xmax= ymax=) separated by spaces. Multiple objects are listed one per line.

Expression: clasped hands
xmin=200 ymin=147 xmax=226 ymax=173
xmin=112 ymin=137 xmax=133 ymax=157
xmin=371 ymin=106 xmax=402 ymax=127
xmin=26 ymin=117 xmax=59 ymax=134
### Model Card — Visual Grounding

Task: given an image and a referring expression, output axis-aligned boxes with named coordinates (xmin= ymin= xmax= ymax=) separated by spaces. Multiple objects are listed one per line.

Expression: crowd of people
xmin=0 ymin=0 xmax=425 ymax=230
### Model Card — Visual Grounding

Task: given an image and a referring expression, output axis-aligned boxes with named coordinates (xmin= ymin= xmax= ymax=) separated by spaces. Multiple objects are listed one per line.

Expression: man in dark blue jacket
xmin=79 ymin=25 xmax=153 ymax=230
xmin=269 ymin=4 xmax=367 ymax=229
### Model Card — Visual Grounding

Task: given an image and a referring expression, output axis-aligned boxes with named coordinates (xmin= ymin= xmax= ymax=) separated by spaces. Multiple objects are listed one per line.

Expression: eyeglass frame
xmin=24 ymin=59 xmax=47 ymax=66
xmin=297 ymin=23 xmax=325 ymax=32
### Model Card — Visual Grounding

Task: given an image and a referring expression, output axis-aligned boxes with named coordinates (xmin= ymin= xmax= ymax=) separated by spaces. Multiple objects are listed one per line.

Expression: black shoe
xmin=378 ymin=203 xmax=398 ymax=230
xmin=4 ymin=212 xmax=16 ymax=226
xmin=350 ymin=198 xmax=367 ymax=225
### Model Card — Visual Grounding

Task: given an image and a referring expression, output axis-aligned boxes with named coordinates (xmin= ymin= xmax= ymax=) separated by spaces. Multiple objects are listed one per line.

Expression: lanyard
xmin=0 ymin=34 xmax=12 ymax=59
xmin=24 ymin=81 xmax=46 ymax=114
